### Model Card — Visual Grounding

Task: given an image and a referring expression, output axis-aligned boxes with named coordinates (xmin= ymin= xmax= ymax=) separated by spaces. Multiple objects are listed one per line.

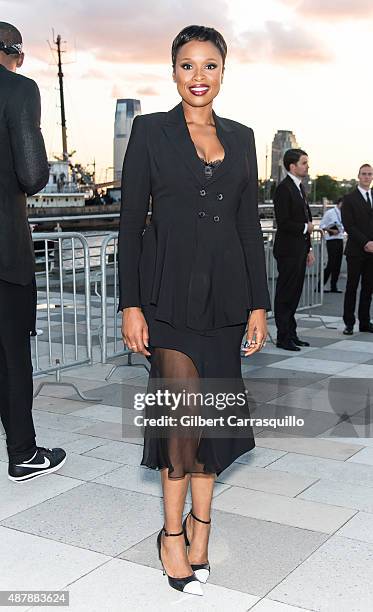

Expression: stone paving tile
xmin=298 ymin=479 xmax=373 ymax=513
xmin=32 ymin=410 xmax=102 ymax=433
xmin=1 ymin=483 xmax=162 ymax=556
xmin=0 ymin=462 xmax=81 ymax=521
xmin=217 ymin=463 xmax=316 ymax=496
xmin=33 ymin=395 xmax=95 ymax=415
xmin=255 ymin=434 xmax=363 ymax=460
xmin=235 ymin=446 xmax=288 ymax=467
xmin=84 ymin=440 xmax=144 ymax=464
xmin=269 ymin=357 xmax=356 ymax=375
xmin=77 ymin=420 xmax=143 ymax=444
xmin=346 ymin=447 xmax=373 ymax=467
xmin=267 ymin=452 xmax=373 ymax=488
xmin=93 ymin=463 xmax=230 ymax=501
xmin=27 ymin=557 xmax=259 ymax=612
xmin=304 ymin=348 xmax=373 ymax=363
xmin=250 ymin=600 xmax=314 ymax=612
xmin=211 ymin=486 xmax=355 ymax=533
xmin=337 ymin=512 xmax=373 ymax=545
xmin=335 ymin=364 xmax=373 ymax=378
xmin=251 ymin=403 xmax=341 ymax=437
xmin=244 ymin=367 xmax=329 ymax=383
xmin=59 ymin=436 xmax=109 ymax=454
xmin=0 ymin=526 xmax=110 ymax=598
xmin=121 ymin=509 xmax=327 ymax=597
xmin=265 ymin=382 xmax=368 ymax=416
xmin=55 ymin=452 xmax=122 ymax=481
xmin=80 ymin=382 xmax=148 ymax=407
xmin=71 ymin=403 xmax=124 ymax=424
xmin=37 ymin=376 xmax=105 ymax=399
xmin=268 ymin=535 xmax=373 ymax=612
xmin=326 ymin=340 xmax=373 ymax=353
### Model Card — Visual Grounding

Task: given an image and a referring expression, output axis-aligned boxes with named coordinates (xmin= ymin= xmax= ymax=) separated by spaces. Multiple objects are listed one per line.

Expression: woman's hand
xmin=121 ymin=307 xmax=151 ymax=357
xmin=243 ymin=308 xmax=267 ymax=356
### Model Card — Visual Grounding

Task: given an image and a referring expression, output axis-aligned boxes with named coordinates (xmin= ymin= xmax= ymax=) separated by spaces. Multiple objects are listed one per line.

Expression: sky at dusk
xmin=1 ymin=0 xmax=372 ymax=182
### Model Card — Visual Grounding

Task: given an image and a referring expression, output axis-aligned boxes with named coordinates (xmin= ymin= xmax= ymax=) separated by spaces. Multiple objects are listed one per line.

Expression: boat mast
xmin=55 ymin=34 xmax=68 ymax=161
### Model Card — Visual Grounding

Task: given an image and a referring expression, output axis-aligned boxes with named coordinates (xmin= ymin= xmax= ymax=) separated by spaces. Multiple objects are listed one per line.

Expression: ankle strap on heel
xmin=190 ymin=511 xmax=211 ymax=525
xmin=163 ymin=527 xmax=184 ymax=537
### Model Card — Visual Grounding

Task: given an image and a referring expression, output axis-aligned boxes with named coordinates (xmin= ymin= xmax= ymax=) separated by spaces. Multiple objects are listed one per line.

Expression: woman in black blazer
xmin=119 ymin=25 xmax=270 ymax=596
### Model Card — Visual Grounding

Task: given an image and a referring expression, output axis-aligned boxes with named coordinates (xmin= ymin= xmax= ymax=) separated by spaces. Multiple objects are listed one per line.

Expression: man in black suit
xmin=341 ymin=163 xmax=373 ymax=335
xmin=273 ymin=149 xmax=315 ymax=351
xmin=0 ymin=22 xmax=66 ymax=481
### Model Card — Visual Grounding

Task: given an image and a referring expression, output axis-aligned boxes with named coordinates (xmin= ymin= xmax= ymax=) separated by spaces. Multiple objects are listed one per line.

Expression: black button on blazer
xmin=118 ymin=101 xmax=271 ymax=331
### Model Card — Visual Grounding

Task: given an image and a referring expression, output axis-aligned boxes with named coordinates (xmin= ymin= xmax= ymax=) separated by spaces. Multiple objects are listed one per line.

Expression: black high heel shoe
xmin=156 ymin=527 xmax=203 ymax=595
xmin=182 ymin=510 xmax=211 ymax=583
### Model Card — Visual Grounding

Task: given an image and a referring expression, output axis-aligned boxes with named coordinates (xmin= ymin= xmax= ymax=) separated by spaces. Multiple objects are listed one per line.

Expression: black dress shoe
xmin=276 ymin=340 xmax=301 ymax=351
xmin=359 ymin=323 xmax=373 ymax=333
xmin=343 ymin=326 xmax=353 ymax=335
xmin=292 ymin=337 xmax=310 ymax=347
xmin=330 ymin=288 xmax=342 ymax=293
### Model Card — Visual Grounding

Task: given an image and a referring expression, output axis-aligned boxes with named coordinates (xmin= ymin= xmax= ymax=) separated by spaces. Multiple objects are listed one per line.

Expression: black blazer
xmin=341 ymin=188 xmax=373 ymax=257
xmin=273 ymin=175 xmax=312 ymax=258
xmin=0 ymin=64 xmax=49 ymax=285
xmin=118 ymin=101 xmax=271 ymax=331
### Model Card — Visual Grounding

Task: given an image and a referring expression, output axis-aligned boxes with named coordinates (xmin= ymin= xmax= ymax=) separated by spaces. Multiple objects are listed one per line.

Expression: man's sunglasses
xmin=0 ymin=41 xmax=23 ymax=56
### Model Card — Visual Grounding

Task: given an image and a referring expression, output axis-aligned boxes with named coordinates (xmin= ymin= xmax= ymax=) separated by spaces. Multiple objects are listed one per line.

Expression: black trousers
xmin=274 ymin=251 xmax=308 ymax=343
xmin=343 ymin=255 xmax=373 ymax=328
xmin=0 ymin=278 xmax=37 ymax=462
xmin=324 ymin=239 xmax=343 ymax=290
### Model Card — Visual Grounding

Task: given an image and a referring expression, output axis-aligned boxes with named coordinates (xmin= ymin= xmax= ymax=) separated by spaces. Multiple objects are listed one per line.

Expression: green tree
xmin=315 ymin=175 xmax=339 ymax=201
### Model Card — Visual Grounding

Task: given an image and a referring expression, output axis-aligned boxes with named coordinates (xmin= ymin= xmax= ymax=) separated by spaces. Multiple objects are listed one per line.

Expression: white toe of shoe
xmin=183 ymin=580 xmax=203 ymax=596
xmin=194 ymin=568 xmax=210 ymax=583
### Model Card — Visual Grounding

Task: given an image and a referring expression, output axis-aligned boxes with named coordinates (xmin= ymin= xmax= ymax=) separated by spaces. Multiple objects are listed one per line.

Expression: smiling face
xmin=172 ymin=39 xmax=224 ymax=108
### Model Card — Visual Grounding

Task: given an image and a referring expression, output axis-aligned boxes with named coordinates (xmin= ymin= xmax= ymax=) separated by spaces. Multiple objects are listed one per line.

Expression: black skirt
xmin=140 ymin=303 xmax=255 ymax=479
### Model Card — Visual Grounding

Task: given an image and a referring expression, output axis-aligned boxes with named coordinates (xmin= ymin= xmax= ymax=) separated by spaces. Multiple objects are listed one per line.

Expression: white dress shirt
xmin=319 ymin=206 xmax=344 ymax=240
xmin=287 ymin=172 xmax=308 ymax=234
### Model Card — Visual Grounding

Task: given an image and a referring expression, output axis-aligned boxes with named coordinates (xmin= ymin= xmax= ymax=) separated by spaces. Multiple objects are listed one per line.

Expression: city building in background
xmin=271 ymin=130 xmax=299 ymax=183
xmin=113 ymin=99 xmax=141 ymax=181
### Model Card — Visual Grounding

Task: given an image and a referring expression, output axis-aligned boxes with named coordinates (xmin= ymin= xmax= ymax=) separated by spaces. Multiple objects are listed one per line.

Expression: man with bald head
xmin=0 ymin=22 xmax=66 ymax=481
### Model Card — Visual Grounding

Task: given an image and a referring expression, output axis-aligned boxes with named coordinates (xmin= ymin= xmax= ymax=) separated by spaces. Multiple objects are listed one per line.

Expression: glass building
xmin=114 ymin=99 xmax=141 ymax=181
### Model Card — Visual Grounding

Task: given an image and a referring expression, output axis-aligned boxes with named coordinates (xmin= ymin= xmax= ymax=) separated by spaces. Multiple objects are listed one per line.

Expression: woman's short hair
xmin=171 ymin=25 xmax=227 ymax=70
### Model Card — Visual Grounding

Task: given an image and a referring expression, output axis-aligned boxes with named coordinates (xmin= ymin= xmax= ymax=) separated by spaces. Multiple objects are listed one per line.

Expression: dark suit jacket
xmin=0 ymin=64 xmax=49 ymax=285
xmin=118 ymin=101 xmax=271 ymax=331
xmin=273 ymin=175 xmax=312 ymax=258
xmin=341 ymin=188 xmax=373 ymax=257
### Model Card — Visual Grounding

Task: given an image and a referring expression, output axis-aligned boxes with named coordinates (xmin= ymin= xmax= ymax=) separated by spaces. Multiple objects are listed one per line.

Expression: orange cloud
xmin=5 ymin=0 xmax=332 ymax=68
xmin=136 ymin=86 xmax=158 ymax=96
xmin=281 ymin=0 xmax=373 ymax=19
xmin=233 ymin=20 xmax=331 ymax=64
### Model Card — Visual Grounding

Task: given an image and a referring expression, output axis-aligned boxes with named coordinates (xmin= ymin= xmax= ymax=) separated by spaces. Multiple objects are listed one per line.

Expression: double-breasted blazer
xmin=118 ymin=101 xmax=271 ymax=331
xmin=273 ymin=175 xmax=312 ymax=259
xmin=341 ymin=188 xmax=373 ymax=258
xmin=0 ymin=64 xmax=49 ymax=286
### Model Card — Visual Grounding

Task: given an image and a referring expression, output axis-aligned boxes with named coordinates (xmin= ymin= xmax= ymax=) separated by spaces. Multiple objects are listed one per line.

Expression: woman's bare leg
xmin=160 ymin=469 xmax=193 ymax=577
xmin=187 ymin=473 xmax=215 ymax=563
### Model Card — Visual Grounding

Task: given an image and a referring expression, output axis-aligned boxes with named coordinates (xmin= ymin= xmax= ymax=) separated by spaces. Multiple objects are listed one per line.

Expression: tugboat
xmin=28 ymin=33 xmax=120 ymax=241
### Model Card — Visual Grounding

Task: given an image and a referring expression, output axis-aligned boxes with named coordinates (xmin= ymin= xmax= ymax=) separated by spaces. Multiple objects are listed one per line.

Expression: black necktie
xmin=299 ymin=183 xmax=310 ymax=221
xmin=366 ymin=192 xmax=372 ymax=208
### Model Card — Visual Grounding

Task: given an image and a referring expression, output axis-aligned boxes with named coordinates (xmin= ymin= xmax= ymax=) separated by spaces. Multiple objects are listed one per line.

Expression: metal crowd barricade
xmin=31 ymin=231 xmax=101 ymax=402
xmin=99 ymin=226 xmax=327 ymax=366
xmin=100 ymin=232 xmax=150 ymax=380
xmin=263 ymin=227 xmax=332 ymax=332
